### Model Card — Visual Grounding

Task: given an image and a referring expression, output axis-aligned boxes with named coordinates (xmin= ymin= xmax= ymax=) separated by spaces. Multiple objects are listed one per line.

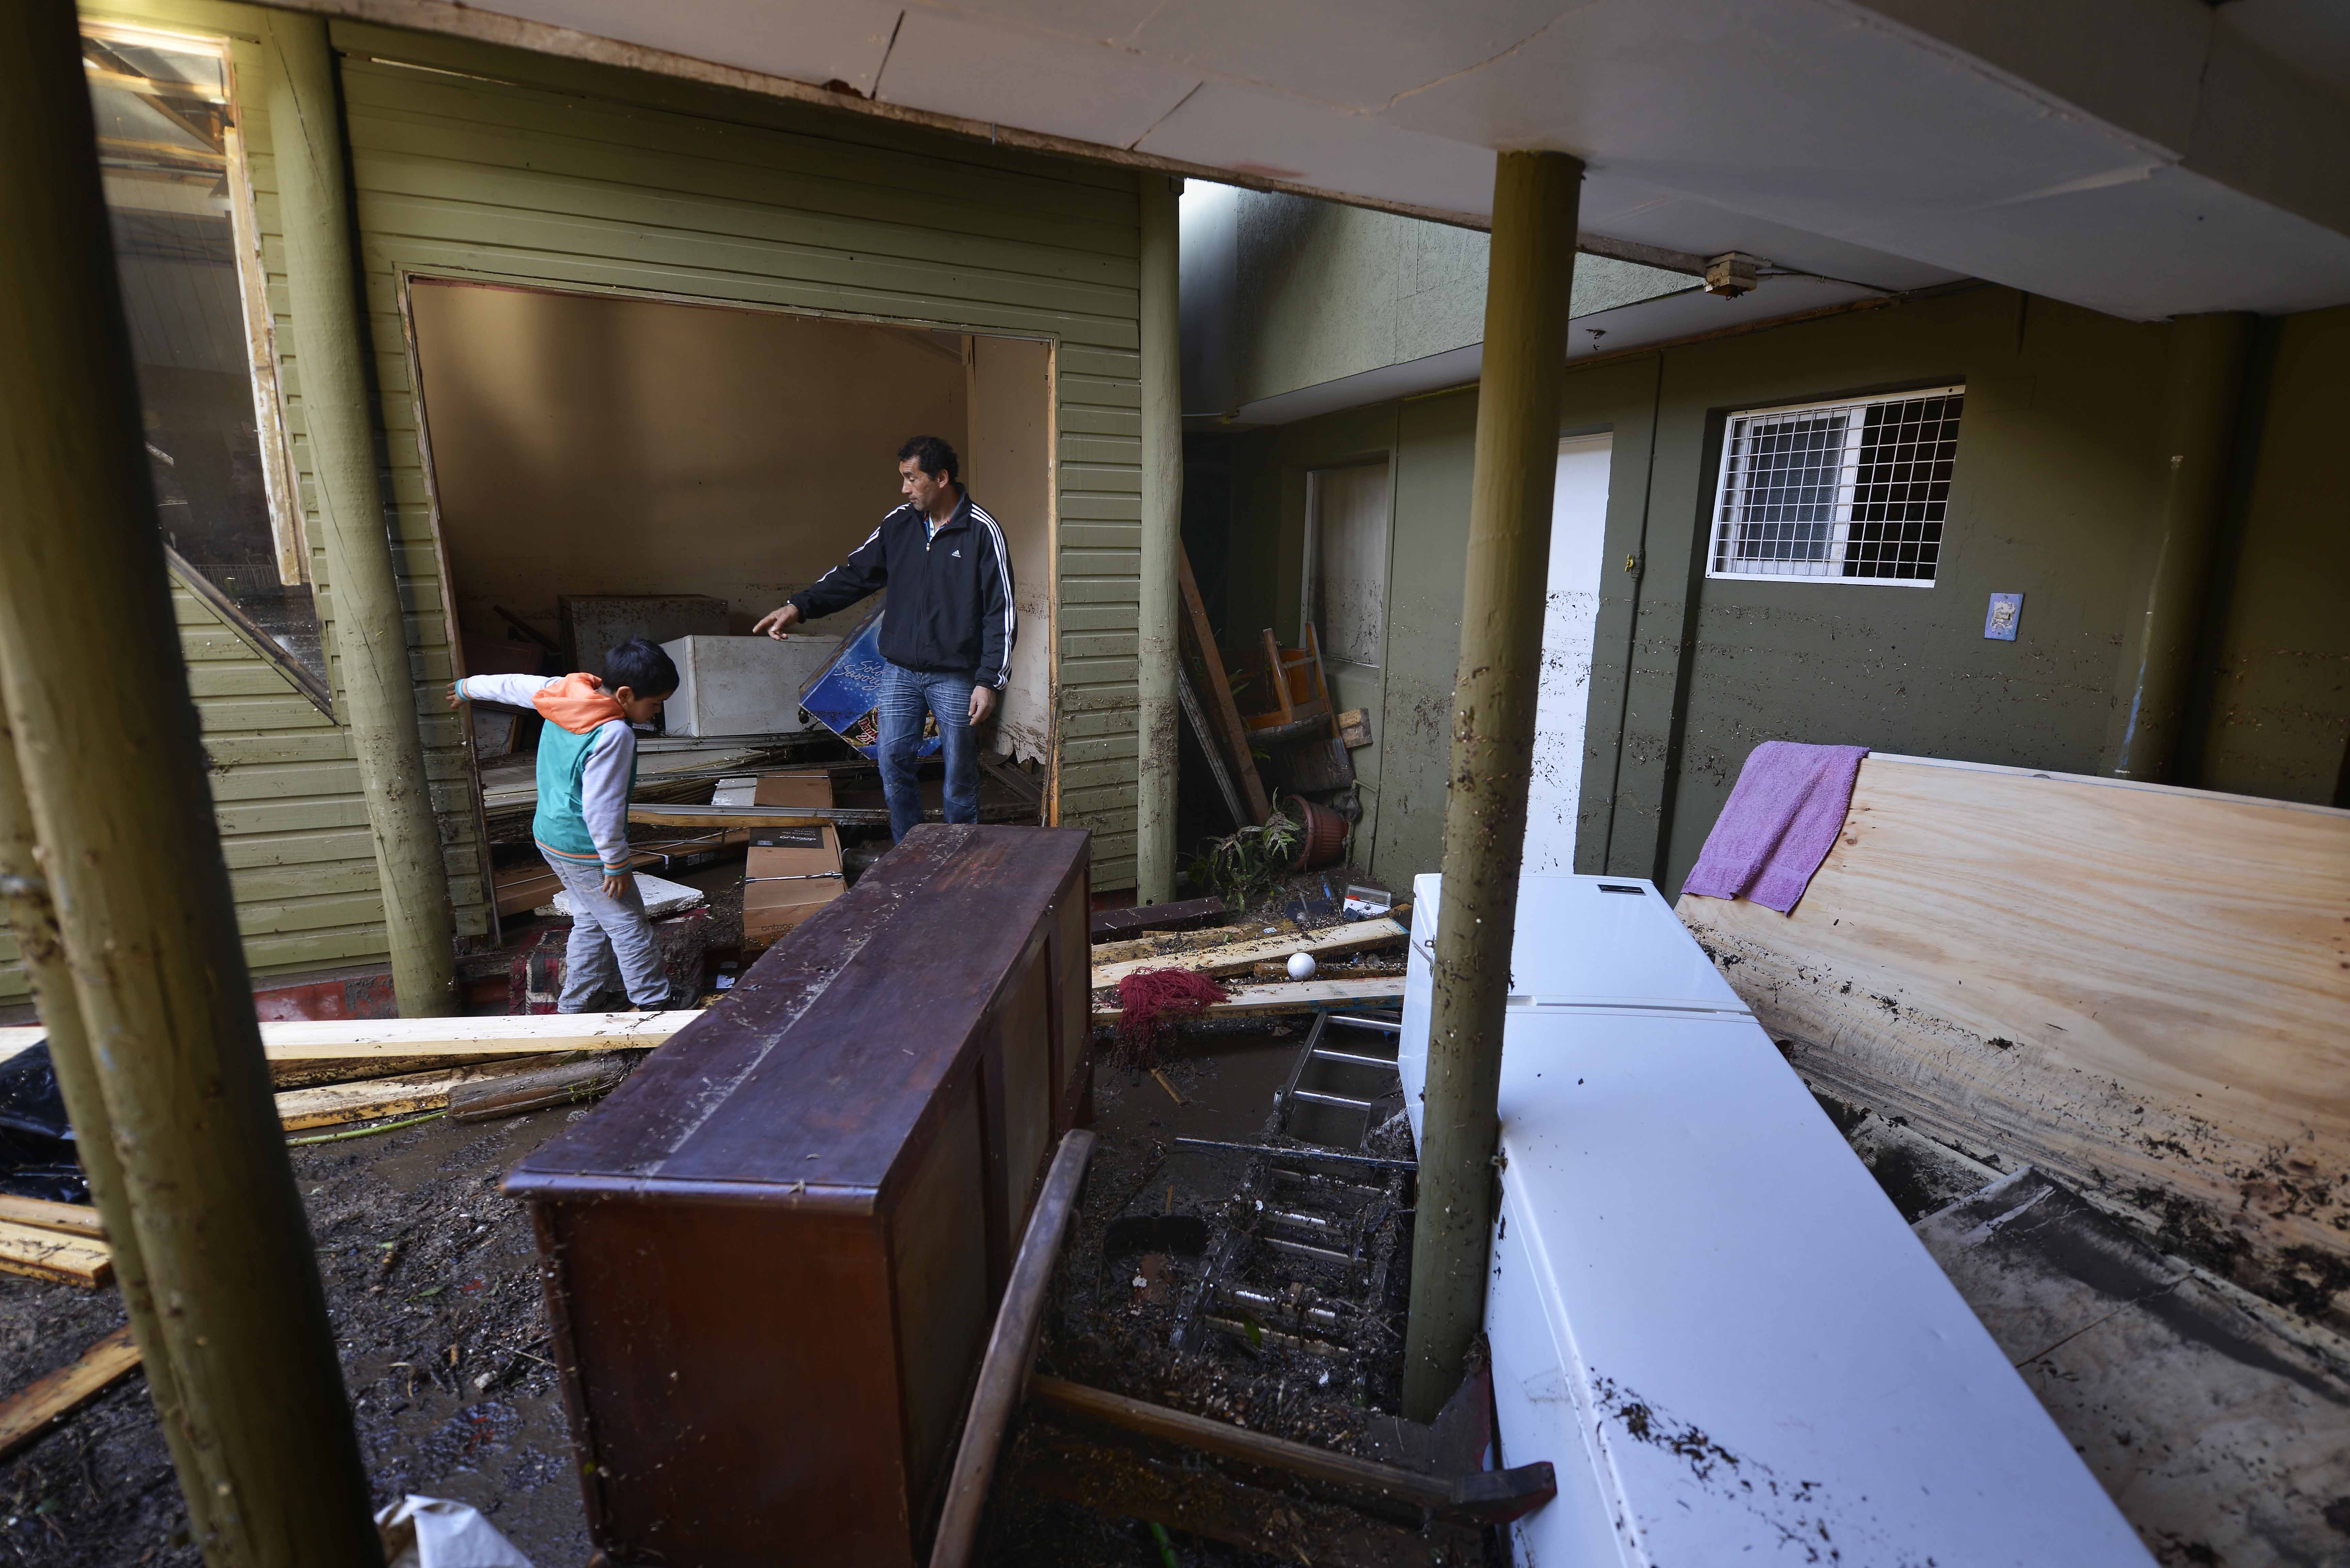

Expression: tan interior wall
xmin=409 ymin=279 xmax=972 ymax=644
xmin=967 ymin=336 xmax=1054 ymax=762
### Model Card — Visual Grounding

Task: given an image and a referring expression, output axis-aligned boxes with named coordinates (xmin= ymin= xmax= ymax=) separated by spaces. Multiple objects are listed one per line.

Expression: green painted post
xmin=0 ymin=5 xmax=380 ymax=1561
xmin=0 ymin=722 xmax=213 ymax=1547
xmin=1137 ymin=172 xmax=1184 ymax=903
xmin=264 ymin=13 xmax=460 ymax=1015
xmin=1402 ymin=151 xmax=1582 ymax=1421
xmin=2104 ymin=311 xmax=2255 ymax=783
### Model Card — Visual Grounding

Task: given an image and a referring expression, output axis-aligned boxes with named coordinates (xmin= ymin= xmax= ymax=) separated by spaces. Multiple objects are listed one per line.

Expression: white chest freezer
xmin=1400 ymin=872 xmax=2152 ymax=1567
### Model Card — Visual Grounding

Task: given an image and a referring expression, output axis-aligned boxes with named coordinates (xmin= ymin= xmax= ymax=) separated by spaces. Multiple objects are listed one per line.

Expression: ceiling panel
xmin=875 ymin=8 xmax=1202 ymax=147
xmin=1137 ymin=80 xmax=1495 ymax=218
xmin=486 ymin=0 xmax=903 ymax=96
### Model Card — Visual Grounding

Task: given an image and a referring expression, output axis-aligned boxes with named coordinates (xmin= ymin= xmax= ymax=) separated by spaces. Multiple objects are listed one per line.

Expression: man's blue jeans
xmin=877 ymin=662 xmax=980 ymax=842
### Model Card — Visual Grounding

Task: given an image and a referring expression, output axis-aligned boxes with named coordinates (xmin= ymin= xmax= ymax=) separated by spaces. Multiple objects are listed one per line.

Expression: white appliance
xmin=657 ymin=634 xmax=841 ymax=737
xmin=1400 ymin=872 xmax=2153 ymax=1567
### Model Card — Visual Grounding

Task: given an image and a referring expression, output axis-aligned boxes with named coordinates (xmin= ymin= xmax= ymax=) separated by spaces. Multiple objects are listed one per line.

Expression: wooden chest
xmin=504 ymin=825 xmax=1093 ymax=1566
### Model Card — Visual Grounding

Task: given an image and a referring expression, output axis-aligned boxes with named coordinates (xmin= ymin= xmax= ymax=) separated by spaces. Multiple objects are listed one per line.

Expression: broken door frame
xmin=392 ymin=264 xmax=1064 ymax=947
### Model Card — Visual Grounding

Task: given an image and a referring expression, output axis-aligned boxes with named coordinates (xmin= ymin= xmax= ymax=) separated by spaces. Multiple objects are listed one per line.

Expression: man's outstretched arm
xmin=756 ymin=522 xmax=889 ymax=637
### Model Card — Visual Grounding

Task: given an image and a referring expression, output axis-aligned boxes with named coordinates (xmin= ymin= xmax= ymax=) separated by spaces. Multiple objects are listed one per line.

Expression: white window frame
xmin=1706 ymin=384 xmax=1963 ymax=588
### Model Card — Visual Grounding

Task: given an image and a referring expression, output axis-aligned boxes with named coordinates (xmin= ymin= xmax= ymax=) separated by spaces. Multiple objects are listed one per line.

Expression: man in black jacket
xmin=755 ymin=435 xmax=1014 ymax=842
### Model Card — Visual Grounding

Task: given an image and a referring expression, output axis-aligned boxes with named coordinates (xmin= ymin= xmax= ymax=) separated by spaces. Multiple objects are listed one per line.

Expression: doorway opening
xmin=403 ymin=277 xmax=1057 ymax=948
xmin=1525 ymin=434 xmax=1613 ymax=874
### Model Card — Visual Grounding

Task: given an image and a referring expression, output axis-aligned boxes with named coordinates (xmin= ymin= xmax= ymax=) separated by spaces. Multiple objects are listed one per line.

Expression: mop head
xmin=1115 ymin=967 xmax=1227 ymax=1061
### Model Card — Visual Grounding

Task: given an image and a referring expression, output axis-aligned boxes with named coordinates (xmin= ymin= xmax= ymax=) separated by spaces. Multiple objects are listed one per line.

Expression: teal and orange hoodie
xmin=454 ymin=673 xmax=637 ymax=872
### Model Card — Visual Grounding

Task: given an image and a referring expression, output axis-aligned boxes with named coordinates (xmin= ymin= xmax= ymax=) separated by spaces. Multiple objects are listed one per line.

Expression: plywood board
xmin=0 ymin=1327 xmax=139 ymax=1461
xmin=1090 ymin=978 xmax=1405 ymax=1025
xmin=0 ymin=1221 xmax=112 ymax=1289
xmin=1090 ymin=918 xmax=1408 ymax=990
xmin=1675 ymin=754 xmax=2350 ymax=1323
xmin=0 ymin=1198 xmax=102 ymax=1241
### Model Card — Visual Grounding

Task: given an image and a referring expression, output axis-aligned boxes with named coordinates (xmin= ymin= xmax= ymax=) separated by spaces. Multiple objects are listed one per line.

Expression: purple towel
xmin=1682 ymin=742 xmax=1869 ymax=913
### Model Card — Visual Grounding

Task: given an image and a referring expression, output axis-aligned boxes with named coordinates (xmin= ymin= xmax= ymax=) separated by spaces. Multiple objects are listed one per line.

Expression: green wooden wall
xmin=329 ymin=19 xmax=1144 ymax=891
xmin=10 ymin=3 xmax=1147 ymax=1003
xmin=6 ymin=0 xmax=413 ymax=1003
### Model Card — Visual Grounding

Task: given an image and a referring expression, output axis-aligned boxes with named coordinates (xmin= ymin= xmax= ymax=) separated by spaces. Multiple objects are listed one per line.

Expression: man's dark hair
xmin=897 ymin=434 xmax=959 ymax=483
xmin=603 ymin=637 xmax=679 ymax=698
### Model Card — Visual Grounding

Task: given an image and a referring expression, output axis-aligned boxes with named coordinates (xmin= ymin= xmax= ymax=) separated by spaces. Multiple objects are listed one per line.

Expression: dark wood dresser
xmin=504 ymin=825 xmax=1093 ymax=1566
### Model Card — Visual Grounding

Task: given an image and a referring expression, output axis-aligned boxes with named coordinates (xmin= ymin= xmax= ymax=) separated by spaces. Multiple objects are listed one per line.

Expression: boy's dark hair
xmin=896 ymin=434 xmax=959 ymax=483
xmin=603 ymin=637 xmax=679 ymax=698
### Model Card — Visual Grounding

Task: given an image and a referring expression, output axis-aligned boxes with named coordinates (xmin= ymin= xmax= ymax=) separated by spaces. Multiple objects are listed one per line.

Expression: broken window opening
xmin=83 ymin=22 xmax=329 ymax=705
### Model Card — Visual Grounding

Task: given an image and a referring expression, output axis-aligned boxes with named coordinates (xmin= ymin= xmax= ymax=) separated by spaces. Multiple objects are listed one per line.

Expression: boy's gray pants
xmin=543 ymin=854 xmax=672 ymax=1011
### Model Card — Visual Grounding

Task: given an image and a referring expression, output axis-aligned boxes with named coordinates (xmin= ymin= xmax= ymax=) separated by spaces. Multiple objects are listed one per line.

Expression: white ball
xmin=1287 ymin=951 xmax=1317 ymax=981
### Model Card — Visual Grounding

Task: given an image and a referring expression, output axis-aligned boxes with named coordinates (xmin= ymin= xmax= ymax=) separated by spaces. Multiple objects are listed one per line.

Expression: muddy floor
xmin=0 ymin=873 xmax=1408 ymax=1567
xmin=0 ymin=1107 xmax=593 ymax=1567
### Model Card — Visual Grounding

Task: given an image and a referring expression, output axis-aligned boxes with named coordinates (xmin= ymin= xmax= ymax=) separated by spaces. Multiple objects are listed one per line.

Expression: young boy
xmin=450 ymin=637 xmax=680 ymax=1013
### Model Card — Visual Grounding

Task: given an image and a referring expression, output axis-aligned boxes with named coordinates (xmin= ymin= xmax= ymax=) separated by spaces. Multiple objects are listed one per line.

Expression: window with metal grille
xmin=1708 ymin=386 xmax=1963 ymax=585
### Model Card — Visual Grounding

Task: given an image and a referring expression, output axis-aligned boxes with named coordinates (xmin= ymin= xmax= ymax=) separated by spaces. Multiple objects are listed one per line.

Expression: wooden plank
xmin=1090 ymin=978 xmax=1405 ymax=1025
xmin=1675 ymin=754 xmax=2350 ymax=1316
xmin=1089 ymin=897 xmax=1227 ymax=941
xmin=0 ymin=1011 xmax=692 ymax=1074
xmin=0 ymin=1197 xmax=102 ymax=1241
xmin=628 ymin=803 xmax=891 ymax=829
xmin=273 ymin=1054 xmax=593 ymax=1130
xmin=1089 ymin=923 xmax=1257 ymax=967
xmin=0 ymin=1221 xmax=112 ymax=1289
xmin=1177 ymin=547 xmax=1271 ymax=822
xmin=1091 ymin=918 xmax=1408 ymax=990
xmin=0 ymin=1327 xmax=140 ymax=1461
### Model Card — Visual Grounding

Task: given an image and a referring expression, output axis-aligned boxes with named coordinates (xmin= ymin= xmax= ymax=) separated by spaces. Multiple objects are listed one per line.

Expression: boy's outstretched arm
xmin=450 ymin=673 xmax=554 ymax=708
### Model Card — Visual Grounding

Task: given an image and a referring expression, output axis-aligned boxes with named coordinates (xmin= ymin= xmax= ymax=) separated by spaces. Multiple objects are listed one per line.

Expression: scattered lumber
xmin=447 ymin=1054 xmax=639 ymax=1123
xmin=1090 ymin=917 xmax=1408 ymax=990
xmin=273 ymin=1051 xmax=623 ymax=1131
xmin=0 ymin=1326 xmax=140 ymax=1461
xmin=627 ymin=802 xmax=889 ymax=829
xmin=0 ymin=1220 xmax=112 ymax=1288
xmin=0 ymin=1012 xmax=696 ymax=1086
xmin=1089 ymin=924 xmax=1253 ymax=968
xmin=1090 ymin=896 xmax=1227 ymax=942
xmin=0 ymin=1196 xmax=102 ymax=1241
xmin=1089 ymin=977 xmax=1404 ymax=1027
xmin=1029 ymin=1376 xmax=1554 ymax=1524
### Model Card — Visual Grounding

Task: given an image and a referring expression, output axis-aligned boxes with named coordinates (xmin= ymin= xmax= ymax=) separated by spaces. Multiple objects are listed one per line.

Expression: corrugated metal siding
xmin=328 ymin=20 xmax=1144 ymax=890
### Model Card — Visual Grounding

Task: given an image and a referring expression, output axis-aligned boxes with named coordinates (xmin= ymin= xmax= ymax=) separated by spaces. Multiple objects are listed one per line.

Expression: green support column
xmin=265 ymin=14 xmax=459 ymax=1014
xmin=1402 ymin=151 xmax=1582 ymax=1420
xmin=2104 ymin=312 xmax=2255 ymax=782
xmin=0 ymin=721 xmax=212 ymax=1548
xmin=1137 ymin=172 xmax=1184 ymax=902
xmin=0 ymin=5 xmax=380 ymax=1562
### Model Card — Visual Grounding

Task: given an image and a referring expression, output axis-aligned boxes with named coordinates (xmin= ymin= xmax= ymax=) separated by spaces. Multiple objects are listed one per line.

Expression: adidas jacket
xmin=788 ymin=488 xmax=1016 ymax=688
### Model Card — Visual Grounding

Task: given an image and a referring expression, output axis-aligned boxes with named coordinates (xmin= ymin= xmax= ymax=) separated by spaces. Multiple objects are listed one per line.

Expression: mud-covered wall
xmin=2191 ymin=304 xmax=2350 ymax=806
xmin=1221 ymin=285 xmax=2350 ymax=892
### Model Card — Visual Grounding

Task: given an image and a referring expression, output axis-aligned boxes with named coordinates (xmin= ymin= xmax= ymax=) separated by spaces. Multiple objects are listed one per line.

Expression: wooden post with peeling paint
xmin=266 ymin=13 xmax=460 ymax=1015
xmin=0 ymin=723 xmax=213 ymax=1548
xmin=1402 ymin=150 xmax=1583 ymax=1421
xmin=1137 ymin=172 xmax=1184 ymax=902
xmin=0 ymin=5 xmax=381 ymax=1561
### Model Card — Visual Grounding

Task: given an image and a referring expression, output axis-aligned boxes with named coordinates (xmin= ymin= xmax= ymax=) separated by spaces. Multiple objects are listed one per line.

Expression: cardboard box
xmin=658 ymin=634 xmax=843 ymax=738
xmin=741 ymin=772 xmax=844 ymax=946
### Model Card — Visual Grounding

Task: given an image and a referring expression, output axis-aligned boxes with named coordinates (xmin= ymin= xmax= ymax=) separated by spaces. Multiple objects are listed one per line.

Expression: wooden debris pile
xmin=1089 ymin=898 xmax=1412 ymax=1031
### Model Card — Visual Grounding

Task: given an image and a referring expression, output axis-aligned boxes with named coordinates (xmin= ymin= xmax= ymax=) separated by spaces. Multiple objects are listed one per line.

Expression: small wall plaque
xmin=1984 ymin=592 xmax=2023 ymax=641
